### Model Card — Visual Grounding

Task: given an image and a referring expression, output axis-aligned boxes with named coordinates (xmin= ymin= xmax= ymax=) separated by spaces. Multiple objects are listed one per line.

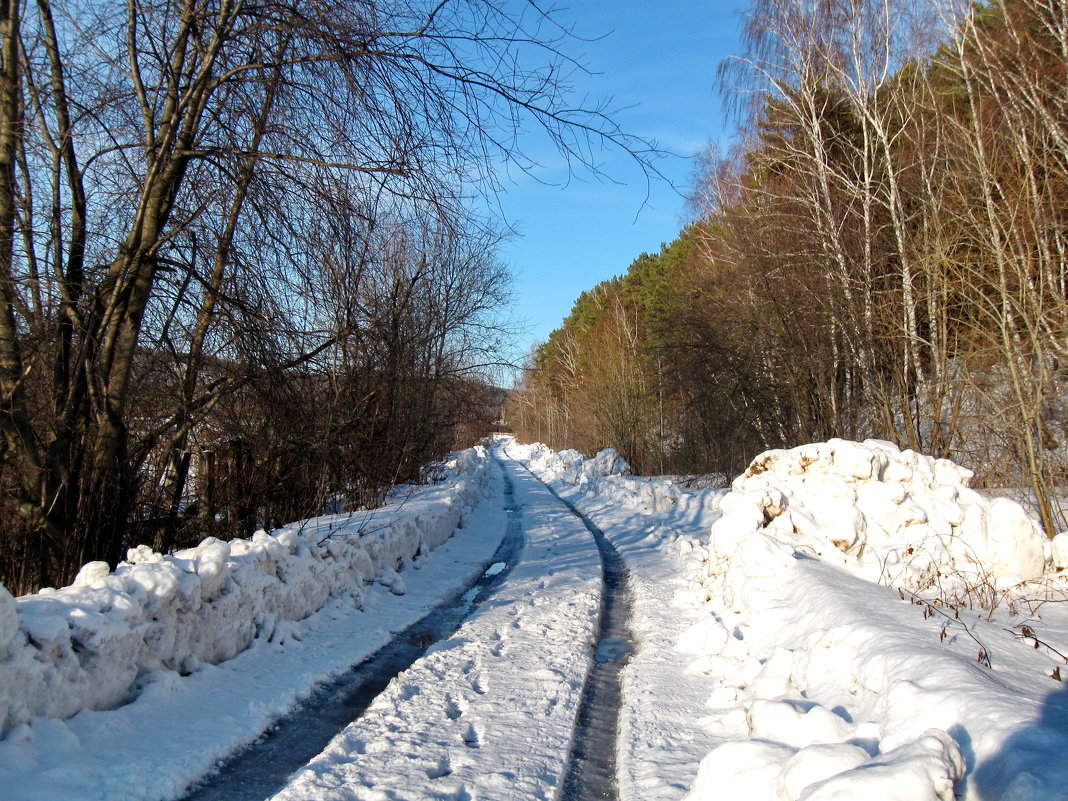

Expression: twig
xmin=1007 ymin=624 xmax=1068 ymax=665
xmin=901 ymin=584 xmax=993 ymax=668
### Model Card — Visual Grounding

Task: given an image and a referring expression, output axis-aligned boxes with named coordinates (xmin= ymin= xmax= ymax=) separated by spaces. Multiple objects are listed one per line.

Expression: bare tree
xmin=0 ymin=0 xmax=659 ymax=593
xmin=932 ymin=0 xmax=1067 ymax=534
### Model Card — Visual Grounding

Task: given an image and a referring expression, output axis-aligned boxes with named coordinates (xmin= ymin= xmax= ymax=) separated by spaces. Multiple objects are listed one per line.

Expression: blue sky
xmin=489 ymin=1 xmax=747 ymax=365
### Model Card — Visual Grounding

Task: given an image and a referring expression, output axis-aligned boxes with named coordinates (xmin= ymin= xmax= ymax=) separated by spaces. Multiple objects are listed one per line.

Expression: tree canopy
xmin=510 ymin=0 xmax=1068 ymax=535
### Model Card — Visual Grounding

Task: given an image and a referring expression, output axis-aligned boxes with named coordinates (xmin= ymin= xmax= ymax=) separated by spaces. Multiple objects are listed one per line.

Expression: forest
xmin=509 ymin=0 xmax=1068 ymax=537
xmin=0 ymin=0 xmax=653 ymax=594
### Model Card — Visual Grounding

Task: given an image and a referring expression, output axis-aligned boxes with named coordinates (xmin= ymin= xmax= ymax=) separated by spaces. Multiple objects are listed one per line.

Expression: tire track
xmin=267 ymin=445 xmax=604 ymax=800
xmin=516 ymin=461 xmax=635 ymax=801
xmin=181 ymin=459 xmax=523 ymax=801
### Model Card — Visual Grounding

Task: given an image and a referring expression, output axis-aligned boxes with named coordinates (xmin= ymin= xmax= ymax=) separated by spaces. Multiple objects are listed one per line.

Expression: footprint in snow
xmin=444 ymin=693 xmax=465 ymax=720
xmin=458 ymin=657 xmax=488 ymax=693
xmin=463 ymin=723 xmax=482 ymax=748
xmin=544 ymin=695 xmax=559 ymax=716
xmin=426 ymin=753 xmax=452 ymax=779
xmin=471 ymin=672 xmax=488 ymax=695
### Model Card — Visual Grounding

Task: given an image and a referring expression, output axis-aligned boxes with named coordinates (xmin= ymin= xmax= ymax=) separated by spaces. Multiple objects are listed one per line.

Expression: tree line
xmin=0 ymin=0 xmax=652 ymax=594
xmin=509 ymin=0 xmax=1067 ymax=535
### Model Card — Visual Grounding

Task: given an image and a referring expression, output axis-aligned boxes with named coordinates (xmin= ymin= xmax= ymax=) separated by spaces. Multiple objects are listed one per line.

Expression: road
xmin=181 ymin=445 xmax=668 ymax=801
xmin=0 ymin=442 xmax=719 ymax=801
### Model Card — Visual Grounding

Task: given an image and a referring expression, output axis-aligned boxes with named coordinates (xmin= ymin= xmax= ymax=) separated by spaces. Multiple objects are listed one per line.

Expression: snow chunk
xmin=800 ymin=729 xmax=964 ymax=800
xmin=747 ymin=699 xmax=854 ymax=748
xmin=774 ymin=743 xmax=870 ymax=800
xmin=71 ymin=562 xmax=111 ymax=588
xmin=191 ymin=538 xmax=231 ymax=601
xmin=1052 ymin=532 xmax=1068 ymax=571
xmin=377 ymin=567 xmax=407 ymax=596
xmin=685 ymin=739 xmax=796 ymax=800
xmin=982 ymin=498 xmax=1045 ymax=579
xmin=678 ymin=616 xmax=729 ymax=656
xmin=582 ymin=448 xmax=631 ymax=483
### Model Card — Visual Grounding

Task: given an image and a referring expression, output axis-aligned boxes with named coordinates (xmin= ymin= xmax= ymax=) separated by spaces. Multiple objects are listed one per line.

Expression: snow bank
xmin=713 ymin=438 xmax=1048 ymax=592
xmin=681 ymin=440 xmax=1067 ymax=801
xmin=0 ymin=446 xmax=492 ymax=737
xmin=512 ymin=437 xmax=1068 ymax=801
xmin=675 ymin=528 xmax=1068 ymax=800
xmin=519 ymin=441 xmax=722 ymax=518
xmin=523 ymin=444 xmax=629 ymax=488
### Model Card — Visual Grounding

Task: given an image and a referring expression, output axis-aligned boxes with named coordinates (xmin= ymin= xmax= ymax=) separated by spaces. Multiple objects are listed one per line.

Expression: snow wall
xmin=0 ymin=446 xmax=492 ymax=736
xmin=526 ymin=436 xmax=1051 ymax=591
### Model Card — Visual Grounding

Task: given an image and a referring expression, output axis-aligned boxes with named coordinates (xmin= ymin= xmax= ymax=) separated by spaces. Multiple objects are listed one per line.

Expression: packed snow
xmin=268 ymin=449 xmax=603 ymax=800
xmin=3 ymin=435 xmax=1068 ymax=800
xmin=0 ymin=447 xmax=507 ymax=800
xmin=512 ymin=437 xmax=1068 ymax=801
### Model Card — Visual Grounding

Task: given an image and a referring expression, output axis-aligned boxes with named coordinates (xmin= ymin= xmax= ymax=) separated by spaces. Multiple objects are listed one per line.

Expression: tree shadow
xmin=954 ymin=678 xmax=1068 ymax=799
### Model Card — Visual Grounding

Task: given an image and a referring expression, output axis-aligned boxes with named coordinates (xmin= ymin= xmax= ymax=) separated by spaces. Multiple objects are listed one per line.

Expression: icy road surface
xmin=264 ymin=446 xmax=722 ymax=801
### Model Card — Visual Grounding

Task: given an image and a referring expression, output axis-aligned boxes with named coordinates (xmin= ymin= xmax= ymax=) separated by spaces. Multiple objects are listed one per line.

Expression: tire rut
xmin=179 ymin=457 xmax=524 ymax=801
xmin=516 ymin=460 xmax=635 ymax=801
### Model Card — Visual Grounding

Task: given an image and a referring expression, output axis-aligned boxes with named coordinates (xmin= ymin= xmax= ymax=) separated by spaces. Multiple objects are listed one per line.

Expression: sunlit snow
xmin=1 ymin=436 xmax=1067 ymax=800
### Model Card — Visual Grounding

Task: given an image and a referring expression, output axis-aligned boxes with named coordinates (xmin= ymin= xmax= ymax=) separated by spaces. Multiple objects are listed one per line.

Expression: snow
xmin=1053 ymin=532 xmax=1068 ymax=570
xmin=512 ymin=437 xmax=1068 ymax=801
xmin=268 ymin=451 xmax=603 ymax=800
xmin=715 ymin=438 xmax=1049 ymax=589
xmin=0 ymin=447 xmax=491 ymax=737
xmin=4 ymin=435 xmax=1068 ymax=801
xmin=0 ymin=446 xmax=507 ymax=801
xmin=509 ymin=438 xmax=725 ymax=800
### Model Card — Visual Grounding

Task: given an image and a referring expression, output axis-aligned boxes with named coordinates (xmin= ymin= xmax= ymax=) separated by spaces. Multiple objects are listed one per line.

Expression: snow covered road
xmin=0 ymin=444 xmax=634 ymax=801
xmin=266 ymin=449 xmax=607 ymax=801
xmin=512 ymin=438 xmax=1068 ymax=801
xmin=5 ymin=437 xmax=1068 ymax=801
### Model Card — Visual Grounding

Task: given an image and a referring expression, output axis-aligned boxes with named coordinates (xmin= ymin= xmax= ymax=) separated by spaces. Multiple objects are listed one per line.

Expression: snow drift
xmin=677 ymin=440 xmax=1068 ymax=801
xmin=527 ymin=437 xmax=1051 ymax=591
xmin=0 ymin=446 xmax=492 ymax=736
xmin=713 ymin=438 xmax=1048 ymax=591
xmin=514 ymin=437 xmax=1068 ymax=801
